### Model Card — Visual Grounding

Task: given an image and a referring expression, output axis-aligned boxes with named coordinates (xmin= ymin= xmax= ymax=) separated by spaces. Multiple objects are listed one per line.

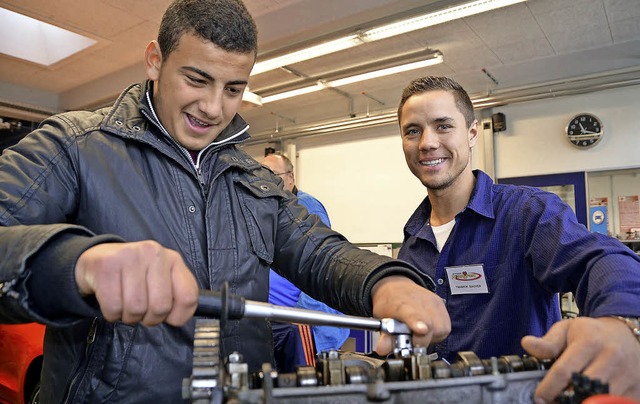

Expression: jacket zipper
xmin=196 ymin=166 xmax=207 ymax=197
xmin=62 ymin=317 xmax=99 ymax=403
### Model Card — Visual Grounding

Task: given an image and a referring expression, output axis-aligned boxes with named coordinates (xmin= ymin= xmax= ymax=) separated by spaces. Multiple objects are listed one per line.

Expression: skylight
xmin=0 ymin=7 xmax=97 ymax=66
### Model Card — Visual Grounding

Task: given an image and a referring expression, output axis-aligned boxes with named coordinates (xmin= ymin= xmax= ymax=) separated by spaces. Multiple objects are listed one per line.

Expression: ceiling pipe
xmin=245 ymin=67 xmax=640 ymax=146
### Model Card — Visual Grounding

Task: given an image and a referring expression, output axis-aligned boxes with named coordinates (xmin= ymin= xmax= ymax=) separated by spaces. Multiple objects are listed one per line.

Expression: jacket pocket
xmin=234 ymin=177 xmax=286 ymax=264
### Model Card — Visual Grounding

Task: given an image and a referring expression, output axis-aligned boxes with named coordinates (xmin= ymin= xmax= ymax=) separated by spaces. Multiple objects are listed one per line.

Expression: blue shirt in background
xmin=269 ymin=189 xmax=350 ymax=352
xmin=398 ymin=170 xmax=640 ymax=363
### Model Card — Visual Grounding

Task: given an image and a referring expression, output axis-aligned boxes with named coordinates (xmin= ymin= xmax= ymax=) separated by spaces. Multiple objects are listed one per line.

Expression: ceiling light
xmin=241 ymin=87 xmax=263 ymax=109
xmin=251 ymin=0 xmax=526 ymax=76
xmin=261 ymin=84 xmax=328 ymax=104
xmin=330 ymin=53 xmax=443 ymax=87
xmin=261 ymin=53 xmax=443 ymax=104
xmin=0 ymin=7 xmax=97 ymax=66
xmin=251 ymin=35 xmax=363 ymax=75
xmin=362 ymin=0 xmax=527 ymax=42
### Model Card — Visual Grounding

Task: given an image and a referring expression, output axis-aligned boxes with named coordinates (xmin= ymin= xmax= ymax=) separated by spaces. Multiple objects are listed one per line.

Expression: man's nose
xmin=200 ymin=89 xmax=223 ymax=120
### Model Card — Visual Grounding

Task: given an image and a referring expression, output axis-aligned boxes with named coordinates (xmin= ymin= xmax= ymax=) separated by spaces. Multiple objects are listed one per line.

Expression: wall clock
xmin=566 ymin=113 xmax=603 ymax=149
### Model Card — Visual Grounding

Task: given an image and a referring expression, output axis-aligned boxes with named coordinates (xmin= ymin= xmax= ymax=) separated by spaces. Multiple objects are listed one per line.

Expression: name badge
xmin=445 ymin=264 xmax=489 ymax=295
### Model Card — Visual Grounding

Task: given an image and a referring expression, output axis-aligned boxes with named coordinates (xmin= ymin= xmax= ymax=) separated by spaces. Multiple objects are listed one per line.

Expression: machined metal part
xmin=187 ymin=289 xmax=606 ymax=403
xmin=223 ymin=351 xmax=550 ymax=403
xmin=233 ymin=369 xmax=547 ymax=403
xmin=183 ymin=318 xmax=224 ymax=403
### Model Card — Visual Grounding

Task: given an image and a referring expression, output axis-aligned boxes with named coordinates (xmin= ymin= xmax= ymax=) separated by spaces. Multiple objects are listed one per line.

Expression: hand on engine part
xmin=371 ymin=276 xmax=450 ymax=355
xmin=75 ymin=241 xmax=199 ymax=327
xmin=521 ymin=317 xmax=640 ymax=403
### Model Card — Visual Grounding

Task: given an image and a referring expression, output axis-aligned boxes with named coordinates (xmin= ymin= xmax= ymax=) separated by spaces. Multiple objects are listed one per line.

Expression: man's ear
xmin=468 ymin=120 xmax=479 ymax=147
xmin=145 ymin=40 xmax=163 ymax=81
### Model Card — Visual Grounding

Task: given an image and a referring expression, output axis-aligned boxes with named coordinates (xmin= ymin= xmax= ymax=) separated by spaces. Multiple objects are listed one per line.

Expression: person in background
xmin=261 ymin=152 xmax=349 ymax=372
xmin=394 ymin=75 xmax=640 ymax=403
xmin=0 ymin=1 xmax=451 ymax=402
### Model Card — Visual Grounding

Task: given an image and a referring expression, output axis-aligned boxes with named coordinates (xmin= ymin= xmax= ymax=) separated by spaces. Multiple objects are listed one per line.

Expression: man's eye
xmin=187 ymin=76 xmax=206 ymax=85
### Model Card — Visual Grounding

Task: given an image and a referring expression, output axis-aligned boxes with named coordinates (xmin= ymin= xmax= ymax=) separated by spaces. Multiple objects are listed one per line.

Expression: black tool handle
xmin=196 ymin=286 xmax=246 ymax=320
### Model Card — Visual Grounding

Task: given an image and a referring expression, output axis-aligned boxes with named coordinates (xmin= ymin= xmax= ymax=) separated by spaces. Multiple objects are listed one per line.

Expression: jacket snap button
xmin=188 ymin=206 xmax=196 ymax=213
xmin=437 ymin=278 xmax=444 ymax=285
xmin=260 ymin=185 xmax=269 ymax=191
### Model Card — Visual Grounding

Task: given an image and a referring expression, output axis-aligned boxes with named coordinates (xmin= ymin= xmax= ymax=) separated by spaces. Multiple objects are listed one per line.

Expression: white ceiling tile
xmin=611 ymin=16 xmax=640 ymax=42
xmin=1 ymin=0 xmax=639 ymax=134
xmin=603 ymin=0 xmax=640 ymax=22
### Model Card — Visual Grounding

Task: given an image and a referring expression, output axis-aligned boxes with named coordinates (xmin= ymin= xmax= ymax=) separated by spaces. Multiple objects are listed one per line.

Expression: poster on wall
xmin=618 ymin=195 xmax=640 ymax=239
xmin=589 ymin=197 xmax=609 ymax=236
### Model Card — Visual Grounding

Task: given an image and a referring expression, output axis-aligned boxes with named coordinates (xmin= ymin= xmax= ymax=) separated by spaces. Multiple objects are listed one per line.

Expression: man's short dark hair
xmin=397 ymin=76 xmax=475 ymax=128
xmin=158 ymin=0 xmax=258 ymax=59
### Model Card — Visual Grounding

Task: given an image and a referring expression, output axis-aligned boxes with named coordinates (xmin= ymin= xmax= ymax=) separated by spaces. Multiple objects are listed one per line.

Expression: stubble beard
xmin=420 ymin=158 xmax=469 ymax=191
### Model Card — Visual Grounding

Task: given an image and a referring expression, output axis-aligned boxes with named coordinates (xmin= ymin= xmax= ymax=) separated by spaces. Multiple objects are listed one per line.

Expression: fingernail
xmin=535 ymin=398 xmax=546 ymax=404
xmin=416 ymin=321 xmax=428 ymax=332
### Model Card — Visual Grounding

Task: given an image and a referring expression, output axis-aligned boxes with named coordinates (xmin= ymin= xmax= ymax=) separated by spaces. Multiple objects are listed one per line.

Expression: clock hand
xmin=579 ymin=122 xmax=587 ymax=133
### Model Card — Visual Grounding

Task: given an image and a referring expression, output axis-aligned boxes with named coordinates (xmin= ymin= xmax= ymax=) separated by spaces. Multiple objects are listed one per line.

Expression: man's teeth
xmin=421 ymin=158 xmax=444 ymax=166
xmin=191 ymin=116 xmax=209 ymax=127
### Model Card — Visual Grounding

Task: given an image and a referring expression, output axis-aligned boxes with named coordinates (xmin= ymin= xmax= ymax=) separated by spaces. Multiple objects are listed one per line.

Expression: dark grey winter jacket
xmin=0 ymin=81 xmax=429 ymax=403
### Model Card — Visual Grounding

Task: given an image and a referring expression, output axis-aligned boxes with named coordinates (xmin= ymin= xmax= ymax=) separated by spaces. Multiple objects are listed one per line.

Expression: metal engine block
xmin=183 ymin=319 xmax=558 ymax=404
xmin=185 ymin=289 xmax=608 ymax=403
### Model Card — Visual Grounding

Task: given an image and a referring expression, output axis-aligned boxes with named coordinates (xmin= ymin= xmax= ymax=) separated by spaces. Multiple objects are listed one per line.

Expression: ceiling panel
xmin=0 ymin=0 xmax=638 ymax=136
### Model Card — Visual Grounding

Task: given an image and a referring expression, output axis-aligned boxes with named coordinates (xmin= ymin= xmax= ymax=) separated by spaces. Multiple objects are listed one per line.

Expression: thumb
xmin=375 ymin=332 xmax=394 ymax=356
xmin=521 ymin=320 xmax=570 ymax=359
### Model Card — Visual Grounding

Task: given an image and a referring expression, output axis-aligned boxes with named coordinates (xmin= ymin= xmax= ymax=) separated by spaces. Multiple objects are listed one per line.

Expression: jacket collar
xmin=141 ymin=80 xmax=251 ymax=147
xmin=102 ymin=80 xmax=251 ymax=149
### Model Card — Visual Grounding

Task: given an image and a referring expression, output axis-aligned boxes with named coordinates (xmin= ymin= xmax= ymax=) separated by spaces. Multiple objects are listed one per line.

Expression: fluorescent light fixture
xmin=252 ymin=0 xmax=526 ymax=76
xmin=251 ymin=35 xmax=363 ymax=75
xmin=0 ymin=7 xmax=97 ymax=66
xmin=261 ymin=83 xmax=328 ymax=104
xmin=261 ymin=53 xmax=443 ymax=104
xmin=241 ymin=87 xmax=263 ymax=109
xmin=362 ymin=0 xmax=527 ymax=42
xmin=330 ymin=54 xmax=443 ymax=87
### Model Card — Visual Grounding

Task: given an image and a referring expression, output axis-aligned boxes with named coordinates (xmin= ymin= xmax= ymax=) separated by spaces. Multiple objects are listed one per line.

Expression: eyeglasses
xmin=274 ymin=171 xmax=292 ymax=176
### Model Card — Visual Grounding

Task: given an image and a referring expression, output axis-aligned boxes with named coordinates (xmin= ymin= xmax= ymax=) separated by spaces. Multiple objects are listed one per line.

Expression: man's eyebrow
xmin=434 ymin=116 xmax=454 ymax=123
xmin=401 ymin=122 xmax=418 ymax=132
xmin=182 ymin=66 xmax=213 ymax=80
xmin=181 ymin=66 xmax=248 ymax=85
xmin=401 ymin=116 xmax=454 ymax=131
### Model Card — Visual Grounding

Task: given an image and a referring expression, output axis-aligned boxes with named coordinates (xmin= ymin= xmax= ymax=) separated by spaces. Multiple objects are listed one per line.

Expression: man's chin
xmin=175 ymin=134 xmax=217 ymax=151
xmin=421 ymin=177 xmax=450 ymax=191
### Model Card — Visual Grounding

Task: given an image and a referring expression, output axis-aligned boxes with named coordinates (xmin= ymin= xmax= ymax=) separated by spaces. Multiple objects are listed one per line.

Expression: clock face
xmin=566 ymin=113 xmax=603 ymax=148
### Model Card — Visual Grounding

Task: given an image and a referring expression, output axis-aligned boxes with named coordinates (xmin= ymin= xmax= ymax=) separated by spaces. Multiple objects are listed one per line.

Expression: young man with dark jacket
xmin=0 ymin=1 xmax=449 ymax=402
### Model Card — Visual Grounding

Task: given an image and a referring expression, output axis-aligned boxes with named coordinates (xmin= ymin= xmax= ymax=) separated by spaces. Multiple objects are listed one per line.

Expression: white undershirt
xmin=432 ymin=219 xmax=456 ymax=252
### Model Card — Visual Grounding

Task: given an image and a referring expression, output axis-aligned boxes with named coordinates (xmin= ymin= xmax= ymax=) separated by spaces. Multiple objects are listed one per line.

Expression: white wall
xmin=243 ymin=85 xmax=640 ymax=244
xmin=294 ymin=127 xmax=424 ymax=244
xmin=243 ymin=125 xmax=427 ymax=244
xmin=493 ymin=85 xmax=640 ymax=179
